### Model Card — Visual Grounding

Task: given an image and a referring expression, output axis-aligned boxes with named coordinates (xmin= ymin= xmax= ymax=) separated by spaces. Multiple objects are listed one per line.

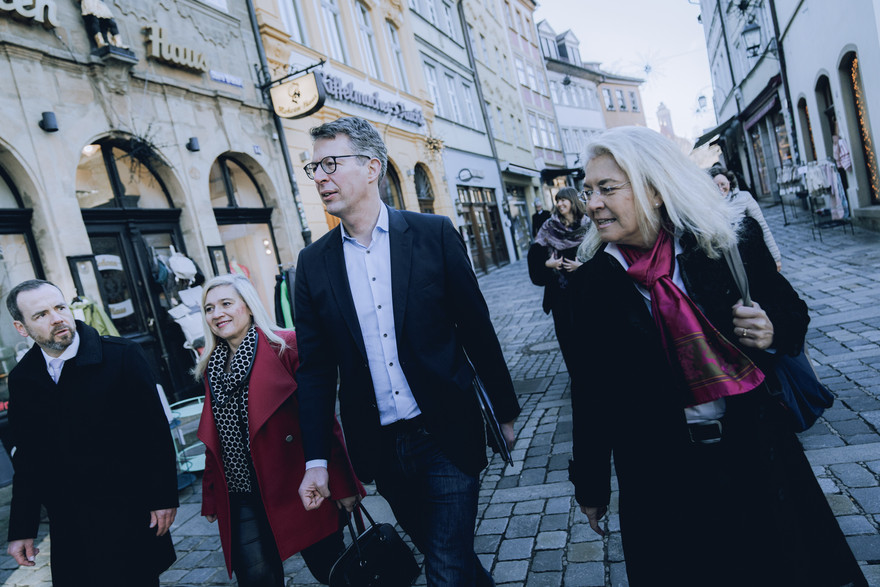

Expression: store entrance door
xmin=82 ymin=212 xmax=198 ymax=401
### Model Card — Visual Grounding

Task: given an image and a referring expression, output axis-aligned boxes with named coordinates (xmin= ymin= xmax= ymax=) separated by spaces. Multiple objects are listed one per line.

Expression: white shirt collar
xmin=340 ymin=204 xmax=389 ymax=243
xmin=41 ymin=330 xmax=80 ymax=371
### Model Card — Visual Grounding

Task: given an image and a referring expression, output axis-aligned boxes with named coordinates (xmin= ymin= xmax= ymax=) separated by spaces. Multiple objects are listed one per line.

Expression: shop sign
xmin=209 ymin=70 xmax=243 ymax=88
xmin=95 ymin=254 xmax=123 ymax=272
xmin=270 ymin=72 xmax=326 ymax=119
xmin=0 ymin=0 xmax=58 ymax=28
xmin=145 ymin=25 xmax=207 ymax=73
xmin=323 ymin=73 xmax=424 ymax=126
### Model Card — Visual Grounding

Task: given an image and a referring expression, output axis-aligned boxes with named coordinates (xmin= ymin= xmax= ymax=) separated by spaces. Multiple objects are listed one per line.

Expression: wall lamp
xmin=38 ymin=111 xmax=59 ymax=132
xmin=186 ymin=137 xmax=200 ymax=152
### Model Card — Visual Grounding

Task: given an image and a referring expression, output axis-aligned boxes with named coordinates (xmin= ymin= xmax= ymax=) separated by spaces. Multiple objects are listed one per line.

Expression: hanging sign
xmin=270 ymin=72 xmax=326 ymax=119
xmin=0 ymin=0 xmax=58 ymax=28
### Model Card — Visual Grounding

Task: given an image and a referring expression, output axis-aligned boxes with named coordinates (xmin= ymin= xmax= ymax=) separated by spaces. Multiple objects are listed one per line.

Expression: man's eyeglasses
xmin=578 ymin=181 xmax=631 ymax=203
xmin=303 ymin=154 xmax=370 ymax=180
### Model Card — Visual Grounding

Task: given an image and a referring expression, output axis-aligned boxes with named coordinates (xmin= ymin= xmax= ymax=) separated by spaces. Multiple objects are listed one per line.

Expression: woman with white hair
xmin=567 ymin=126 xmax=865 ymax=586
xmin=193 ymin=274 xmax=364 ymax=586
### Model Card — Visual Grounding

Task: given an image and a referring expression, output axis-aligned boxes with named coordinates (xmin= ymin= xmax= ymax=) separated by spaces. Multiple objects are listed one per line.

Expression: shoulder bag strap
xmin=722 ymin=245 xmax=752 ymax=307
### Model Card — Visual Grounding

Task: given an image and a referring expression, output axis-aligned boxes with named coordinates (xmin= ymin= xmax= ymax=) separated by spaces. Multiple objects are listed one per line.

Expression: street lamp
xmin=742 ymin=22 xmax=762 ymax=57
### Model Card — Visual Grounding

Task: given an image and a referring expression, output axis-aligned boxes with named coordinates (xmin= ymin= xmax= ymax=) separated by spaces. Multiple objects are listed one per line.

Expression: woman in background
xmin=194 ymin=274 xmax=364 ymax=586
xmin=527 ymin=187 xmax=589 ymax=374
xmin=711 ymin=166 xmax=782 ymax=271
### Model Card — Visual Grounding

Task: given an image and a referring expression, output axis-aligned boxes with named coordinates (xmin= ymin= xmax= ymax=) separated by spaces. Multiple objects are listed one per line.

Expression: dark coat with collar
xmin=6 ymin=321 xmax=178 ymax=585
xmin=198 ymin=329 xmax=364 ymax=576
xmin=567 ymin=218 xmax=864 ymax=586
xmin=294 ymin=206 xmax=520 ymax=483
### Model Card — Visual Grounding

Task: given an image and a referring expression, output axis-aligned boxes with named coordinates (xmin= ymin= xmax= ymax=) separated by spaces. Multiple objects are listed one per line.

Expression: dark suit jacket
xmin=532 ymin=210 xmax=551 ymax=237
xmin=294 ymin=207 xmax=520 ymax=482
xmin=7 ymin=322 xmax=178 ymax=583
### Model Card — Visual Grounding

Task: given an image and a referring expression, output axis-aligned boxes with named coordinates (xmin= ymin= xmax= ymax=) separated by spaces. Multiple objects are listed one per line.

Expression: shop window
xmin=211 ymin=155 xmax=279 ymax=313
xmin=798 ymin=98 xmax=817 ymax=162
xmin=414 ymin=165 xmax=435 ymax=214
xmin=379 ymin=164 xmax=405 ymax=210
xmin=209 ymin=157 xmax=267 ymax=208
xmin=76 ymin=139 xmax=173 ymax=209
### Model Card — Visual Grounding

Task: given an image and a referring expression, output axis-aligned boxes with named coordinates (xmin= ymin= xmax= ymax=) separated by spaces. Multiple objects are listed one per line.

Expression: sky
xmin=533 ymin=0 xmax=718 ymax=140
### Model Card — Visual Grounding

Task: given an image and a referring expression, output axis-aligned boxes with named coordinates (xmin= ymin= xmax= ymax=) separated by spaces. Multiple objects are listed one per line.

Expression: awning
xmin=540 ymin=167 xmax=585 ymax=184
xmin=501 ymin=162 xmax=541 ymax=178
xmin=694 ymin=116 xmax=737 ymax=149
xmin=743 ymin=96 xmax=777 ymax=130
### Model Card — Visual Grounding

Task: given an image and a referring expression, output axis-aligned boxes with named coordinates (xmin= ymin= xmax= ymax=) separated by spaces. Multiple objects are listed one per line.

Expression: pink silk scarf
xmin=619 ymin=230 xmax=765 ymax=406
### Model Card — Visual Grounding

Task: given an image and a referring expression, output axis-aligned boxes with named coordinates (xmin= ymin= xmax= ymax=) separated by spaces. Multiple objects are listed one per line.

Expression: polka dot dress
xmin=207 ymin=326 xmax=258 ymax=494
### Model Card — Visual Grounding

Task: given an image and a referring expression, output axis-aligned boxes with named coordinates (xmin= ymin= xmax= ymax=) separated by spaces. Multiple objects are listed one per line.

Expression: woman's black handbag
xmin=328 ymin=503 xmax=419 ymax=587
xmin=723 ymin=247 xmax=834 ymax=431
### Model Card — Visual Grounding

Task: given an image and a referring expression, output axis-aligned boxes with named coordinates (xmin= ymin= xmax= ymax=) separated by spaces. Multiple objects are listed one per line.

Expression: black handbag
xmin=723 ymin=246 xmax=834 ymax=431
xmin=328 ymin=503 xmax=420 ymax=587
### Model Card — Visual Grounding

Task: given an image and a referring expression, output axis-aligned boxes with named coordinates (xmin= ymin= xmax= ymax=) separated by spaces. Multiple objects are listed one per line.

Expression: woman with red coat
xmin=194 ymin=274 xmax=364 ymax=586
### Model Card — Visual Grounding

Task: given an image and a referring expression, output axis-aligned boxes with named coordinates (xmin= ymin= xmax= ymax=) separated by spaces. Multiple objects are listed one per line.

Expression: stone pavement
xmin=0 ymin=200 xmax=878 ymax=586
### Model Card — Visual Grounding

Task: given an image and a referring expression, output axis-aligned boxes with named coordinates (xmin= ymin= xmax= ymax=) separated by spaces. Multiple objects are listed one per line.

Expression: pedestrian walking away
xmin=294 ymin=116 xmax=521 ymax=587
xmin=5 ymin=279 xmax=178 ymax=587
xmin=194 ymin=274 xmax=364 ymax=586
xmin=566 ymin=127 xmax=867 ymax=587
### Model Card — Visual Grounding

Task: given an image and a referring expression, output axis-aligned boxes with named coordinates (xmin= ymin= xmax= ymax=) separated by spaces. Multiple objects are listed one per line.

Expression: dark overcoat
xmin=568 ymin=218 xmax=866 ymax=587
xmin=7 ymin=321 xmax=178 ymax=586
xmin=294 ymin=206 xmax=521 ymax=483
xmin=198 ymin=329 xmax=364 ymax=576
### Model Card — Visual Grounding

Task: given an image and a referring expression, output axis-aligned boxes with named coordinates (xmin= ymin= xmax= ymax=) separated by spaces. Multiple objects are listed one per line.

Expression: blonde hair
xmin=577 ymin=126 xmax=736 ymax=261
xmin=192 ymin=274 xmax=287 ymax=379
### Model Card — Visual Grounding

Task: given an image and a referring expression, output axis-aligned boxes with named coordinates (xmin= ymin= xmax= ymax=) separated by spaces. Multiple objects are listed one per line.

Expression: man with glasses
xmin=294 ymin=116 xmax=520 ymax=586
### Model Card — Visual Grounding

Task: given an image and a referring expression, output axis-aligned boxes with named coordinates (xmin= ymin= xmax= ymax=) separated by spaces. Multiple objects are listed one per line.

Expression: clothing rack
xmin=775 ymin=160 xmax=853 ymax=240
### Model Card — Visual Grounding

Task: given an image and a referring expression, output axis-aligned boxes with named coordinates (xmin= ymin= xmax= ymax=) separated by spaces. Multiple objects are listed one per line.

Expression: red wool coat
xmin=198 ymin=329 xmax=364 ymax=576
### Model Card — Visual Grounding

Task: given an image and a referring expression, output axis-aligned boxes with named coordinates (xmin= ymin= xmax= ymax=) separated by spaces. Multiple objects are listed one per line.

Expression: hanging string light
xmin=852 ymin=56 xmax=880 ymax=203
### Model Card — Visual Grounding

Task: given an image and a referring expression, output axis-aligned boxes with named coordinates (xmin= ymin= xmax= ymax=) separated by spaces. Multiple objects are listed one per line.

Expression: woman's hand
xmin=579 ymin=505 xmax=608 ymax=537
xmin=336 ymin=495 xmax=361 ymax=512
xmin=204 ymin=514 xmax=218 ymax=523
xmin=545 ymin=253 xmax=564 ymax=270
xmin=561 ymin=258 xmax=582 ymax=272
xmin=732 ymin=300 xmax=774 ymax=350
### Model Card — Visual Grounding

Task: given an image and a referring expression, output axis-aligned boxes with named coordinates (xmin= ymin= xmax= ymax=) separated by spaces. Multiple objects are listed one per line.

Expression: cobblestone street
xmin=1 ymin=201 xmax=878 ymax=586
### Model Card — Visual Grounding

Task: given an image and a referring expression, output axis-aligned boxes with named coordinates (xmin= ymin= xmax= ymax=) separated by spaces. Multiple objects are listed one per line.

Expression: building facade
xmin=538 ymin=22 xmax=606 ymax=174
xmin=461 ymin=0 xmax=544 ymax=260
xmin=256 ymin=0 xmax=448 ymax=242
xmin=0 ymin=0 xmax=296 ymax=400
xmin=774 ymin=0 xmax=880 ymax=230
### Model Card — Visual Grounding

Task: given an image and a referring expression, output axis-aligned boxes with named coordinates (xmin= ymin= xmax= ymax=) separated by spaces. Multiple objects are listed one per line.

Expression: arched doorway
xmin=75 ymin=137 xmax=196 ymax=400
xmin=0 ymin=163 xmax=44 ymax=447
xmin=210 ymin=155 xmax=281 ymax=314
xmin=380 ymin=163 xmax=405 ymax=210
xmin=413 ymin=164 xmax=434 ymax=214
xmin=839 ymin=53 xmax=880 ymax=205
xmin=797 ymin=97 xmax=817 ymax=162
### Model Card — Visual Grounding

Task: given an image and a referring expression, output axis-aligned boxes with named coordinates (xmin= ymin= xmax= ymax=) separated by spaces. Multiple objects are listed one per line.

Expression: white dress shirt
xmin=605 ymin=241 xmax=725 ymax=422
xmin=41 ymin=331 xmax=81 ymax=384
xmin=342 ymin=205 xmax=421 ymax=425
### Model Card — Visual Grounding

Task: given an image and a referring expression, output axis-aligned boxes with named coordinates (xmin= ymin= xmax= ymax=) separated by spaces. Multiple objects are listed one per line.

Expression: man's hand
xmin=336 ymin=494 xmax=361 ymax=513
xmin=204 ymin=514 xmax=218 ymax=523
xmin=299 ymin=467 xmax=330 ymax=511
xmin=579 ymin=505 xmax=608 ymax=537
xmin=7 ymin=539 xmax=38 ymax=566
xmin=500 ymin=420 xmax=516 ymax=451
xmin=149 ymin=508 xmax=177 ymax=536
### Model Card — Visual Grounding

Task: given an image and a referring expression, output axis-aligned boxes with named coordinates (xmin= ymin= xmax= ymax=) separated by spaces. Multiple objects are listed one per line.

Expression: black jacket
xmin=294 ymin=207 xmax=520 ymax=482
xmin=7 ymin=322 xmax=177 ymax=584
xmin=567 ymin=219 xmax=863 ymax=586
